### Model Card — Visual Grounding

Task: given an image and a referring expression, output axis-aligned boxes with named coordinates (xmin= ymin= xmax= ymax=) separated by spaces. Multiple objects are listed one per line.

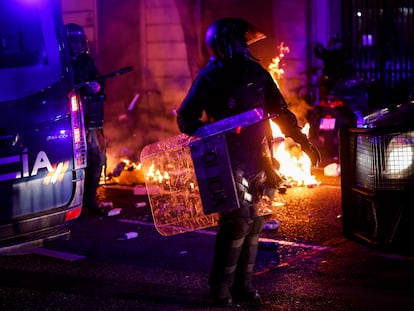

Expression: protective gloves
xmin=86 ymin=81 xmax=101 ymax=93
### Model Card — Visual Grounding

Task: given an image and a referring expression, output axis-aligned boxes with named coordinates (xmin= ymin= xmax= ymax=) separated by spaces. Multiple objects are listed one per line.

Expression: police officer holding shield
xmin=176 ymin=18 xmax=320 ymax=306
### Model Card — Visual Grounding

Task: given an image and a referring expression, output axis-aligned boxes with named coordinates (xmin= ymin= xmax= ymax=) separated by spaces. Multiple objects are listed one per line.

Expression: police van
xmin=0 ymin=0 xmax=87 ymax=254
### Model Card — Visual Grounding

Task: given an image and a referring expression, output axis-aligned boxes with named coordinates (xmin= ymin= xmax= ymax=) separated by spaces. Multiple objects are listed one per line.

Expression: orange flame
xmin=267 ymin=43 xmax=318 ymax=186
xmin=270 ymin=120 xmax=319 ymax=186
xmin=268 ymin=42 xmax=290 ymax=87
xmin=146 ymin=163 xmax=170 ymax=184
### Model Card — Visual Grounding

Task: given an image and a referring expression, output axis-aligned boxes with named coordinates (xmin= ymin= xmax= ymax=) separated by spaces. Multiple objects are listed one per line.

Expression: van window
xmin=0 ymin=5 xmax=46 ymax=68
xmin=0 ymin=1 xmax=62 ymax=102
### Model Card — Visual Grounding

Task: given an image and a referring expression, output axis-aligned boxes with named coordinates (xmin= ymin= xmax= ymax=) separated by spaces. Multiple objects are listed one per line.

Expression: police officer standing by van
xmin=65 ymin=23 xmax=106 ymax=215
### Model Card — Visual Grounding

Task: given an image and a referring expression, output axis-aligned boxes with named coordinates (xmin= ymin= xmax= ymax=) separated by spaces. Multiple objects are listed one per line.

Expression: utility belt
xmin=82 ymin=94 xmax=105 ymax=130
xmin=233 ymin=168 xmax=255 ymax=207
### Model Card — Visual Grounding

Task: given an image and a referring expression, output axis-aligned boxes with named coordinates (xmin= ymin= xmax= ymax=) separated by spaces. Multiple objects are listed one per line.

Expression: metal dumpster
xmin=340 ymin=101 xmax=414 ymax=254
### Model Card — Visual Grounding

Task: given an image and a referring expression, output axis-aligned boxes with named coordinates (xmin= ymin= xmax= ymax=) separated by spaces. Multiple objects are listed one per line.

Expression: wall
xmin=60 ymin=0 xmax=98 ymax=56
xmin=273 ymin=0 xmax=340 ymax=106
xmin=97 ymin=0 xmax=191 ymax=169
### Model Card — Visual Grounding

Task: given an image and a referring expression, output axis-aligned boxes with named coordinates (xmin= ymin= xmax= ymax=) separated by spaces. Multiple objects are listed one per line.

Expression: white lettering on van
xmin=0 ymin=149 xmax=54 ymax=182
xmin=22 ymin=148 xmax=29 ymax=177
xmin=31 ymin=151 xmax=53 ymax=176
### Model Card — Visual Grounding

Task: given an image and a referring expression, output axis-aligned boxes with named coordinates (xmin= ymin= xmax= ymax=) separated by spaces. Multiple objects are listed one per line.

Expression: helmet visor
xmin=243 ymin=21 xmax=266 ymax=45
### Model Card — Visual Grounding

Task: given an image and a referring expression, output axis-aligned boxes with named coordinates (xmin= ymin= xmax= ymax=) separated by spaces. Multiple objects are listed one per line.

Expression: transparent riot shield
xmin=140 ymin=108 xmax=278 ymax=236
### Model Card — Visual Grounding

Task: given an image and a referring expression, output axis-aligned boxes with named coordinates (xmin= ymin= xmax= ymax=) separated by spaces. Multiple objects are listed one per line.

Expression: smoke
xmin=104 ymin=89 xmax=179 ymax=173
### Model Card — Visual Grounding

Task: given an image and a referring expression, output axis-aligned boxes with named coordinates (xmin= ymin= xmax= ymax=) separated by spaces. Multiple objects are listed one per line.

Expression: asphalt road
xmin=1 ymin=167 xmax=414 ymax=310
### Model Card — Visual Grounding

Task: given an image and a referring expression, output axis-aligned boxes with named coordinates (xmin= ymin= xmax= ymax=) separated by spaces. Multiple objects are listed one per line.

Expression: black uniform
xmin=177 ymin=54 xmax=320 ymax=305
xmin=72 ymin=53 xmax=106 ymax=213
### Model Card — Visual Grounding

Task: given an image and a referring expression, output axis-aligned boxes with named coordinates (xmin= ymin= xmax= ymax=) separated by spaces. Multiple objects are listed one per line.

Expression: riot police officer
xmin=65 ymin=23 xmax=106 ymax=215
xmin=176 ymin=18 xmax=320 ymax=306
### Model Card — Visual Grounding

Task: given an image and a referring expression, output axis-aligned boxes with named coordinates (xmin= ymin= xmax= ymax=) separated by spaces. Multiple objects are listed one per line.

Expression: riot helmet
xmin=64 ymin=23 xmax=88 ymax=58
xmin=205 ymin=18 xmax=266 ymax=60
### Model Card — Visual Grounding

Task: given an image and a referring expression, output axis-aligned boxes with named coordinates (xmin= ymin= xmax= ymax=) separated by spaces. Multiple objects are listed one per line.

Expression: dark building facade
xmin=343 ymin=0 xmax=414 ymax=109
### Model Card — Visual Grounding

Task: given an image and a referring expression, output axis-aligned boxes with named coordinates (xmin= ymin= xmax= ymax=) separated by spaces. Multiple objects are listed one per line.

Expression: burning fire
xmin=102 ymin=159 xmax=146 ymax=185
xmin=267 ymin=42 xmax=319 ymax=187
xmin=111 ymin=126 xmax=319 ymax=189
xmin=268 ymin=42 xmax=290 ymax=88
xmin=145 ymin=163 xmax=170 ymax=184
xmin=270 ymin=121 xmax=319 ymax=186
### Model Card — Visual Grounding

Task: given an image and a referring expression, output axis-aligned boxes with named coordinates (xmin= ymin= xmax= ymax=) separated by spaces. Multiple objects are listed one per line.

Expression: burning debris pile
xmin=270 ymin=121 xmax=320 ymax=188
xmin=105 ymin=134 xmax=320 ymax=189
xmin=103 ymin=160 xmax=145 ymax=186
xmin=266 ymin=42 xmax=321 ymax=187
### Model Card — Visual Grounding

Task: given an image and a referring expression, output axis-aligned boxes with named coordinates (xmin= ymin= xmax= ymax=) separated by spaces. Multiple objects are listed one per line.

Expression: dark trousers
xmin=209 ymin=215 xmax=264 ymax=299
xmin=83 ymin=130 xmax=106 ymax=209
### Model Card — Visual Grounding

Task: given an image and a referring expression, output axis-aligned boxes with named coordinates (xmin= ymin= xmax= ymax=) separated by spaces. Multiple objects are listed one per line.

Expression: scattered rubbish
xmin=135 ymin=202 xmax=147 ymax=208
xmin=112 ymin=161 xmax=126 ymax=177
xmin=110 ymin=161 xmax=145 ymax=185
xmin=271 ymin=198 xmax=285 ymax=207
xmin=324 ymin=162 xmax=341 ymax=176
xmin=117 ymin=231 xmax=138 ymax=240
xmin=99 ymin=201 xmax=113 ymax=208
xmin=306 ymin=182 xmax=319 ymax=188
xmin=263 ymin=220 xmax=280 ymax=230
xmin=118 ymin=170 xmax=145 ymax=186
xmin=107 ymin=208 xmax=122 ymax=216
xmin=278 ymin=186 xmax=287 ymax=194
